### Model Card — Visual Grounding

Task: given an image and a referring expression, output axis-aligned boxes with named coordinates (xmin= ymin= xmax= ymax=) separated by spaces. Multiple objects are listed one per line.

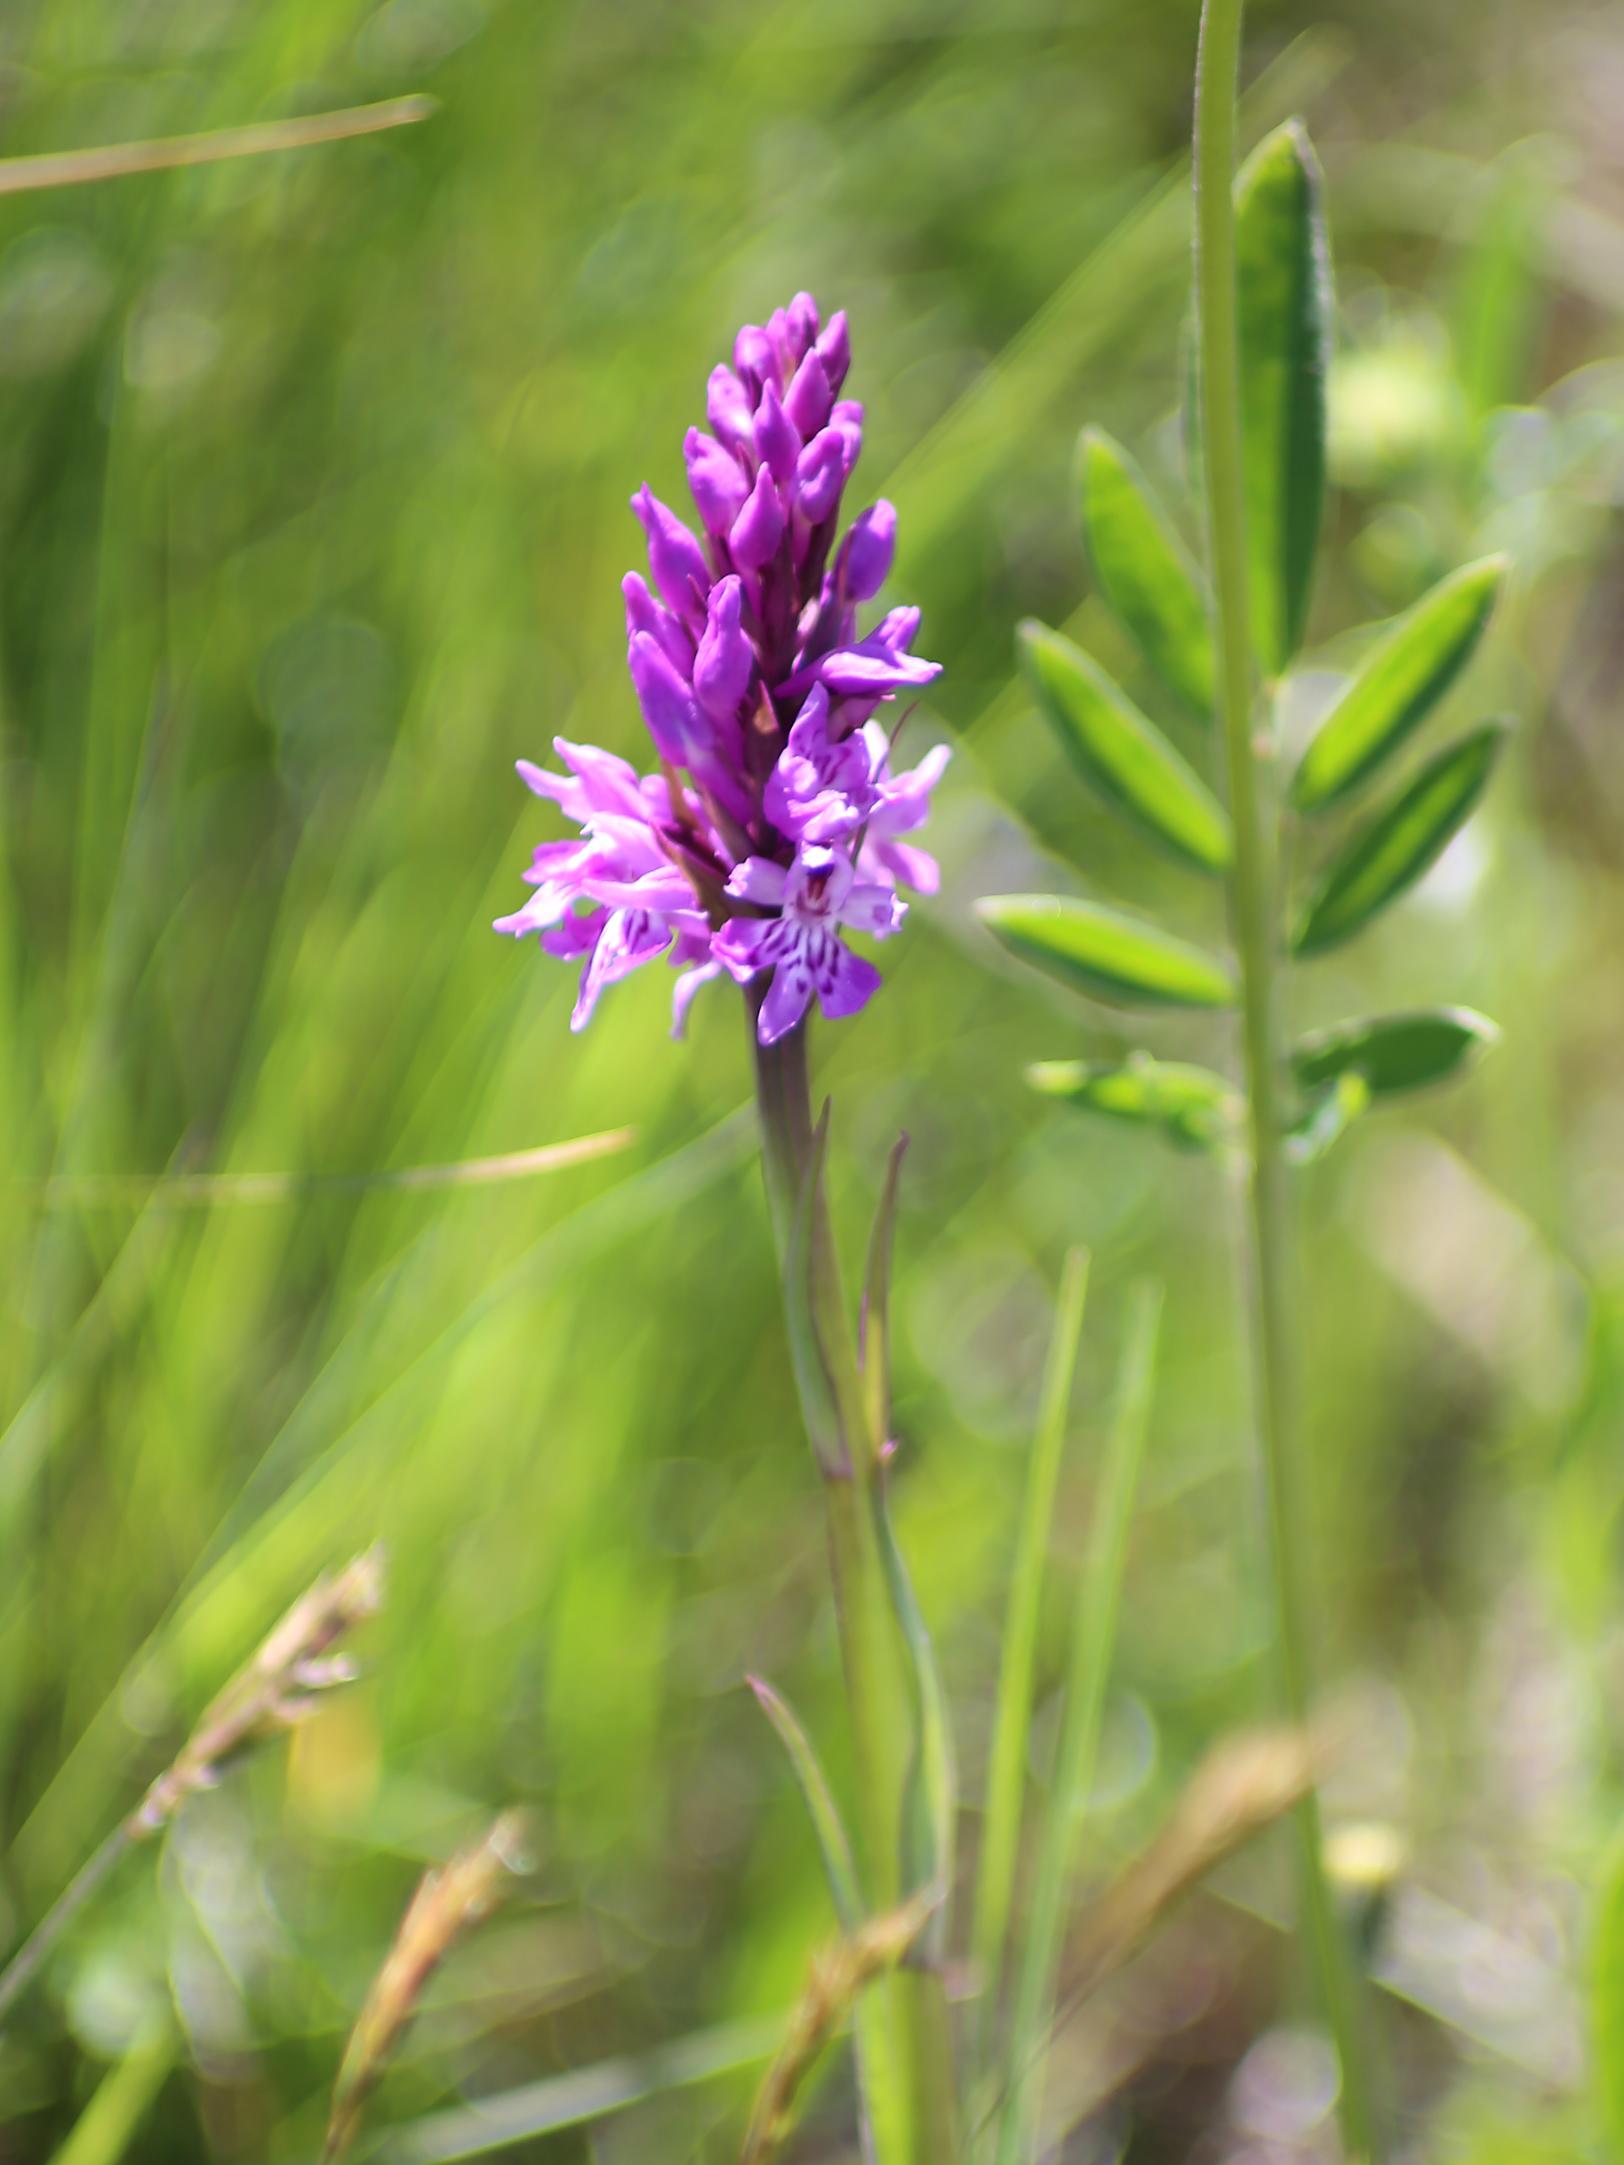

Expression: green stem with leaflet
xmin=1193 ymin=3 xmax=1377 ymax=2156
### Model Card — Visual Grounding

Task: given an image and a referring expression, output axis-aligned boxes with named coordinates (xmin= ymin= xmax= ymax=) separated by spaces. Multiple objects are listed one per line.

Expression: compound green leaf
xmin=1293 ymin=726 xmax=1506 ymax=957
xmin=1076 ymin=428 xmax=1214 ymax=720
xmin=1017 ymin=621 xmax=1232 ymax=874
xmin=1292 ymin=1008 xmax=1500 ymax=1098
xmin=1292 ymin=557 xmax=1508 ymax=811
xmin=1027 ymin=1055 xmax=1239 ymax=1151
xmin=977 ymin=893 xmax=1236 ymax=1009
xmin=1236 ymin=121 xmax=1331 ymax=673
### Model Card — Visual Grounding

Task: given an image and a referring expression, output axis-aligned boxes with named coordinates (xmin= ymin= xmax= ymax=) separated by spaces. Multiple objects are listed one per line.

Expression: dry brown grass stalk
xmin=129 ymin=1546 xmax=386 ymax=1835
xmin=740 ymin=1884 xmax=942 ymax=2165
xmin=323 ymin=1809 xmax=532 ymax=2165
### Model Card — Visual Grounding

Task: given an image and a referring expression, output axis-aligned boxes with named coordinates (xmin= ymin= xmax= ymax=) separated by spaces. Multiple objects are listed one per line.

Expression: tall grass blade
xmin=47 ymin=2018 xmax=174 ymax=2165
xmin=748 ymin=1678 xmax=864 ymax=1934
xmin=995 ymin=1280 xmax=1162 ymax=2165
xmin=971 ymin=1247 xmax=1090 ymax=2059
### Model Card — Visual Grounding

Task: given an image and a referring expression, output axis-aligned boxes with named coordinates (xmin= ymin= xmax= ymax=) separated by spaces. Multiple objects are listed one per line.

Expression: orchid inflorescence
xmin=495 ymin=294 xmax=948 ymax=1047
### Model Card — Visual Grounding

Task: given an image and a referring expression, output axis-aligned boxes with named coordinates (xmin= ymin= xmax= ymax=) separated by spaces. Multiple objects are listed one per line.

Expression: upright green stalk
xmin=1193 ymin=4 xmax=1377 ymax=2156
xmin=751 ymin=1004 xmax=960 ymax=2165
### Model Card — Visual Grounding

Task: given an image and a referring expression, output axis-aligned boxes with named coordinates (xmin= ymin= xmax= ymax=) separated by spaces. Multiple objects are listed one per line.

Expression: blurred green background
xmin=0 ymin=0 xmax=1621 ymax=2158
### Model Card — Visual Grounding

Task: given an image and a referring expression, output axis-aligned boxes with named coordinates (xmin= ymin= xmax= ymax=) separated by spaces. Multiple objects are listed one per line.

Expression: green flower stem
xmin=1193 ymin=3 xmax=1378 ymax=2157
xmin=751 ymin=1005 xmax=960 ymax=2165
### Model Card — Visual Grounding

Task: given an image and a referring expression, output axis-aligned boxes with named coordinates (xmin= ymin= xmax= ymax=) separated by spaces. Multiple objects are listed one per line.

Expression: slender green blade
xmin=873 ymin=1494 xmax=956 ymax=1954
xmin=860 ymin=1135 xmax=908 ymax=1462
xmin=1235 ymin=121 xmax=1331 ymax=672
xmin=977 ymin=894 xmax=1236 ymax=1010
xmin=49 ymin=2019 xmax=174 ymax=2165
xmin=1292 ymin=1007 xmax=1500 ymax=1098
xmin=1594 ymin=1823 xmax=1624 ymax=2158
xmin=377 ymin=2016 xmax=783 ymax=2163
xmin=1018 ymin=621 xmax=1232 ymax=873
xmin=997 ymin=1282 xmax=1162 ymax=2165
xmin=1293 ymin=726 xmax=1506 ymax=957
xmin=1076 ymin=429 xmax=1214 ymax=720
xmin=1292 ymin=557 xmax=1507 ymax=811
xmin=1027 ymin=1057 xmax=1239 ymax=1152
xmin=749 ymin=1678 xmax=864 ymax=1934
xmin=971 ymin=1248 xmax=1089 ymax=2063
xmin=1284 ymin=1072 xmax=1370 ymax=1167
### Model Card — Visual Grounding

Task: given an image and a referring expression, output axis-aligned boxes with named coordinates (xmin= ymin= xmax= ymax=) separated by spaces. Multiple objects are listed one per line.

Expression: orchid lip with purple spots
xmin=495 ymin=296 xmax=948 ymax=1044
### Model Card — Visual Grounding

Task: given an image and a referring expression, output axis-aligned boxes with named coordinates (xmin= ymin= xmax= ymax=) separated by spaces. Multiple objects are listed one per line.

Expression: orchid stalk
xmin=496 ymin=296 xmax=958 ymax=2162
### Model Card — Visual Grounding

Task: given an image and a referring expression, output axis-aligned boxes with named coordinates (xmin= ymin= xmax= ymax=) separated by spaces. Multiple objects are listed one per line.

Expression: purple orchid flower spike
xmin=497 ymin=297 xmax=949 ymax=1045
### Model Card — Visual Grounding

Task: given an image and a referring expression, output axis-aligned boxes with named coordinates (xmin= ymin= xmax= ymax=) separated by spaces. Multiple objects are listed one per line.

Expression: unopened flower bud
xmin=630 ymin=484 xmax=709 ymax=629
xmin=753 ymin=380 xmax=800 ymax=486
xmin=814 ymin=309 xmax=850 ymax=394
xmin=694 ymin=575 xmax=754 ymax=720
xmin=785 ymin=291 xmax=820 ymax=364
xmin=839 ymin=501 xmax=896 ymax=601
xmin=684 ymin=427 xmax=749 ymax=539
xmin=628 ymin=630 xmax=704 ymax=762
xmin=622 ymin=572 xmax=694 ymax=674
xmin=730 ymin=462 xmax=787 ymax=571
xmin=707 ymin=365 xmax=755 ymax=456
xmin=734 ymin=322 xmax=777 ymax=398
xmin=784 ymin=349 xmax=834 ymax=440
xmin=795 ymin=431 xmax=846 ymax=525
xmin=829 ymin=399 xmax=863 ymax=472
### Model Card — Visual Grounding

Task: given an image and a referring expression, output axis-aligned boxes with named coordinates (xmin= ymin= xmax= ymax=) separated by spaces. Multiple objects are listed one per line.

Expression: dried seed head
xmin=128 ymin=1546 xmax=385 ymax=1837
xmin=322 ymin=1809 xmax=531 ymax=2165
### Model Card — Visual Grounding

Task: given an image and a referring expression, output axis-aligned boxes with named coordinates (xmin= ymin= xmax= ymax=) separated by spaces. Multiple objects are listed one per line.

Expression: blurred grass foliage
xmin=0 ymin=0 xmax=1622 ymax=2158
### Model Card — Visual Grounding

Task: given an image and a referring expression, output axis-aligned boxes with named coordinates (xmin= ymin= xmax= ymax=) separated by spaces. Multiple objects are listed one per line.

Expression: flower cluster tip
xmin=496 ymin=295 xmax=947 ymax=1045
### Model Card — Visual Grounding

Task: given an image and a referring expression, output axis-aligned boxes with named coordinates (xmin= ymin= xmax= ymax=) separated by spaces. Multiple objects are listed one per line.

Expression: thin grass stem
xmin=0 ymin=1824 xmax=131 ymax=2028
xmin=1193 ymin=2 xmax=1377 ymax=2153
xmin=970 ymin=1245 xmax=1090 ymax=2072
xmin=0 ymin=97 xmax=436 ymax=198
xmin=996 ymin=1279 xmax=1161 ymax=2165
xmin=48 ymin=2015 xmax=174 ymax=2165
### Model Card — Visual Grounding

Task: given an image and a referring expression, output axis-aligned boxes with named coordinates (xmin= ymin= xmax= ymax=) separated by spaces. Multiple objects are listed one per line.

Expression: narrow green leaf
xmin=1017 ymin=621 xmax=1232 ymax=873
xmin=977 ymin=894 xmax=1236 ymax=1010
xmin=1027 ymin=1056 xmax=1239 ymax=1153
xmin=49 ymin=2018 xmax=174 ymax=2165
xmin=1293 ymin=725 xmax=1506 ymax=956
xmin=1284 ymin=1072 xmax=1370 ymax=1167
xmin=1594 ymin=1822 xmax=1624 ymax=2159
xmin=1292 ymin=1007 xmax=1500 ymax=1098
xmin=873 ymin=1494 xmax=956 ymax=1958
xmin=971 ymin=1248 xmax=1089 ymax=2070
xmin=781 ymin=1107 xmax=849 ymax=1478
xmin=860 ymin=1135 xmax=908 ymax=1462
xmin=997 ymin=1282 xmax=1162 ymax=2165
xmin=1235 ymin=121 xmax=1331 ymax=672
xmin=749 ymin=1677 xmax=865 ymax=1934
xmin=1076 ymin=429 xmax=1214 ymax=719
xmin=1291 ymin=557 xmax=1508 ymax=811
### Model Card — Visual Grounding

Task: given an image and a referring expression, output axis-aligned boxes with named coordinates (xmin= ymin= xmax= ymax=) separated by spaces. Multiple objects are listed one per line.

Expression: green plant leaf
xmin=1596 ymin=1823 xmax=1624 ymax=2160
xmin=781 ymin=1103 xmax=864 ymax=1480
xmin=971 ymin=1247 xmax=1088 ymax=2076
xmin=1076 ymin=428 xmax=1214 ymax=719
xmin=997 ymin=1281 xmax=1162 ymax=2165
xmin=1291 ymin=557 xmax=1508 ymax=811
xmin=749 ymin=1677 xmax=865 ymax=1934
xmin=1235 ymin=120 xmax=1331 ymax=672
xmin=859 ymin=1134 xmax=907 ymax=1461
xmin=977 ymin=893 xmax=1236 ymax=1009
xmin=1292 ymin=1008 xmax=1500 ymax=1098
xmin=1017 ymin=621 xmax=1232 ymax=873
xmin=1284 ymin=1071 xmax=1370 ymax=1167
xmin=1027 ymin=1055 xmax=1239 ymax=1152
xmin=1292 ymin=726 xmax=1506 ymax=957
xmin=873 ymin=1493 xmax=955 ymax=1959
